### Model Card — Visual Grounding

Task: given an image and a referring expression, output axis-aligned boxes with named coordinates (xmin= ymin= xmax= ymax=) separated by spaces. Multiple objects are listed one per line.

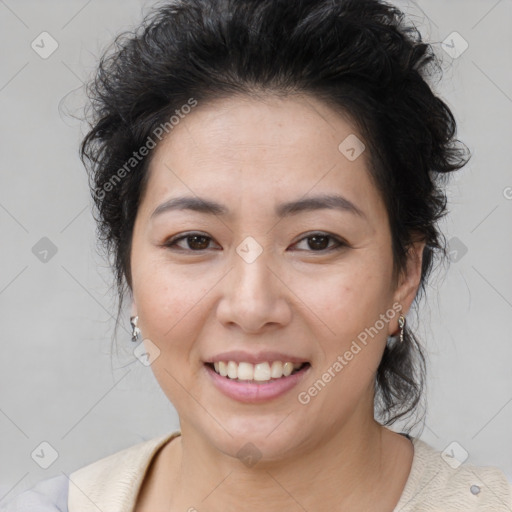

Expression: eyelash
xmin=162 ymin=231 xmax=347 ymax=253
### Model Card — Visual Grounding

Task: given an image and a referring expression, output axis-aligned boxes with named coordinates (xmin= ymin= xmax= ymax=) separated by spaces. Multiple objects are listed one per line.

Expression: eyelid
xmin=163 ymin=231 xmax=221 ymax=251
xmin=162 ymin=230 xmax=348 ymax=253
xmin=290 ymin=231 xmax=348 ymax=251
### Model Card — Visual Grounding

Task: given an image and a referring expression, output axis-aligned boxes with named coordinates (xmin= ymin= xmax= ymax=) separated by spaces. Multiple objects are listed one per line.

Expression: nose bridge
xmin=216 ymin=237 xmax=290 ymax=331
xmin=232 ymin=237 xmax=275 ymax=305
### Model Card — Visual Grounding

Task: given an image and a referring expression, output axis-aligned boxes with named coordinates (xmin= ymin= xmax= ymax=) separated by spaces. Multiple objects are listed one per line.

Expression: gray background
xmin=1 ymin=0 xmax=511 ymax=501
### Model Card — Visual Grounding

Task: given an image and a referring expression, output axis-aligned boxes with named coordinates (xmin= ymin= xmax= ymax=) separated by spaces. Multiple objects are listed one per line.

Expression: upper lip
xmin=205 ymin=350 xmax=309 ymax=365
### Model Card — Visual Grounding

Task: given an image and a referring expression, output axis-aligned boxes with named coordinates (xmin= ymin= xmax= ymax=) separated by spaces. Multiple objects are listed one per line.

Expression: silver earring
xmin=397 ymin=313 xmax=406 ymax=343
xmin=130 ymin=316 xmax=141 ymax=342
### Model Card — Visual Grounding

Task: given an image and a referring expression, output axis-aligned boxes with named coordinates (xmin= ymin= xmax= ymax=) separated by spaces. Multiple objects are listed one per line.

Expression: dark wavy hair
xmin=80 ymin=0 xmax=469 ymax=429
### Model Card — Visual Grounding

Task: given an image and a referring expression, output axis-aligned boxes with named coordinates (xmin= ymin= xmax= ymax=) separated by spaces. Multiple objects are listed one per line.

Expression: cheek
xmin=304 ymin=261 xmax=393 ymax=336
xmin=136 ymin=275 xmax=210 ymax=345
xmin=131 ymin=257 xmax=215 ymax=404
xmin=131 ymin=249 xmax=211 ymax=346
xmin=298 ymin=261 xmax=395 ymax=398
xmin=295 ymin=265 xmax=394 ymax=426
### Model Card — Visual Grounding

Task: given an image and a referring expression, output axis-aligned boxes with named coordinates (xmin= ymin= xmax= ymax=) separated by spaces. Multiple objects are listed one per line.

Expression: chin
xmin=202 ymin=414 xmax=311 ymax=466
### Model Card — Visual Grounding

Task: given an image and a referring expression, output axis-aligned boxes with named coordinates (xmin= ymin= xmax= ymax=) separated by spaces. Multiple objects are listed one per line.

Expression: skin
xmin=130 ymin=93 xmax=425 ymax=511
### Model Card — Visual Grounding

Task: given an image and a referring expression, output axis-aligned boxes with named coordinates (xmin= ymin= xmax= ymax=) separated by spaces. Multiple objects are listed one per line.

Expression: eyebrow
xmin=150 ymin=193 xmax=366 ymax=220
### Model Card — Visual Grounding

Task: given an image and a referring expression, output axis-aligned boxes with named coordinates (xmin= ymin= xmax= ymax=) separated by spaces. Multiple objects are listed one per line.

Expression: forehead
xmin=140 ymin=94 xmax=382 ymax=218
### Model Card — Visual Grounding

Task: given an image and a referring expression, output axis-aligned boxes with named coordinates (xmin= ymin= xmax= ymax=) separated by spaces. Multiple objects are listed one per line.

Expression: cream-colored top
xmin=67 ymin=431 xmax=512 ymax=512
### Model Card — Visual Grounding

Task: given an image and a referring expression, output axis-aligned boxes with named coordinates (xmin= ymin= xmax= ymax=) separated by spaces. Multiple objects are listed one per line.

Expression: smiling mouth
xmin=205 ymin=361 xmax=310 ymax=382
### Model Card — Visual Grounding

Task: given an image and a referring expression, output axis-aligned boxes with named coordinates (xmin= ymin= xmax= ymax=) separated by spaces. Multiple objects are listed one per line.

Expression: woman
xmin=2 ymin=0 xmax=511 ymax=510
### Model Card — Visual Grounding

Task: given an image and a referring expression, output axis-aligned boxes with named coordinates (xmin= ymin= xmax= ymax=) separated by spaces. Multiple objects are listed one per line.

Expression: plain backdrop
xmin=1 ymin=0 xmax=511 ymax=501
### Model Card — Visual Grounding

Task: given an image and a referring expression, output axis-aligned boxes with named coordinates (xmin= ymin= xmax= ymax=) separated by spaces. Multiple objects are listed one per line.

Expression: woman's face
xmin=130 ymin=94 xmax=422 ymax=461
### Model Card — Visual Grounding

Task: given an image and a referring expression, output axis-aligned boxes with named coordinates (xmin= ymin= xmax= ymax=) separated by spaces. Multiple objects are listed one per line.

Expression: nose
xmin=215 ymin=245 xmax=292 ymax=334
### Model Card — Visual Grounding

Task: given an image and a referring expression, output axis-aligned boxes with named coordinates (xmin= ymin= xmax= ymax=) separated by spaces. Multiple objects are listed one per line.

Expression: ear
xmin=131 ymin=300 xmax=138 ymax=318
xmin=392 ymin=238 xmax=425 ymax=325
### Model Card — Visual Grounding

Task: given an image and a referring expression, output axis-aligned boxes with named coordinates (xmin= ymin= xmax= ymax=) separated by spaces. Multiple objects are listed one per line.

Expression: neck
xmin=167 ymin=416 xmax=401 ymax=511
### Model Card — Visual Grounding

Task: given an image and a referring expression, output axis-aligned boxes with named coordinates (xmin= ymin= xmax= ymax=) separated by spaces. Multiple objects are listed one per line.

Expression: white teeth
xmin=270 ymin=361 xmax=283 ymax=378
xmin=283 ymin=362 xmax=294 ymax=377
xmin=254 ymin=362 xmax=271 ymax=381
xmin=237 ymin=362 xmax=254 ymax=380
xmin=219 ymin=361 xmax=228 ymax=377
xmin=210 ymin=360 xmax=306 ymax=381
xmin=227 ymin=361 xmax=237 ymax=379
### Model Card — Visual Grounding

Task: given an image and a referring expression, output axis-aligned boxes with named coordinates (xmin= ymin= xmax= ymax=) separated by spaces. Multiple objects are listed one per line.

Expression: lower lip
xmin=204 ymin=364 xmax=310 ymax=404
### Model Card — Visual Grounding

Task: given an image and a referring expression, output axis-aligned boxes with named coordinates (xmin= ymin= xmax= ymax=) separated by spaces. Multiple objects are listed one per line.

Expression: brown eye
xmin=164 ymin=232 xmax=219 ymax=251
xmin=307 ymin=235 xmax=330 ymax=250
xmin=291 ymin=232 xmax=347 ymax=252
xmin=185 ymin=234 xmax=211 ymax=250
